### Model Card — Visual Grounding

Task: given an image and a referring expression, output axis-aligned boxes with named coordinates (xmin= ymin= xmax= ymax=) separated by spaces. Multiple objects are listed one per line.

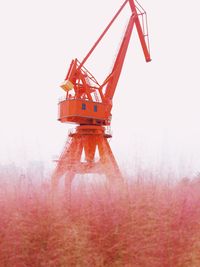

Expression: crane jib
xmin=59 ymin=0 xmax=151 ymax=126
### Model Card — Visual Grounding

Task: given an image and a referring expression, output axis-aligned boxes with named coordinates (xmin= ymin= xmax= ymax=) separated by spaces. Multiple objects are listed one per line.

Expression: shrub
xmin=0 ymin=175 xmax=200 ymax=266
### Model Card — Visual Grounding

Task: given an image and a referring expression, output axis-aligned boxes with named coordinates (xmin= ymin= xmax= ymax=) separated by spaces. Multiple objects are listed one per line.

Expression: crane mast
xmin=52 ymin=0 xmax=151 ymax=192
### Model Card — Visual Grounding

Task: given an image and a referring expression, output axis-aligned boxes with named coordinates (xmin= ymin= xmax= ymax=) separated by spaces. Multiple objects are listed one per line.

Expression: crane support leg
xmin=51 ymin=125 xmax=123 ymax=193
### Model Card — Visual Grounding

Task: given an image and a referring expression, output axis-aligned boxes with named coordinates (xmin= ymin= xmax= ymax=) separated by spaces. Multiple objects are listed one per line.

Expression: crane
xmin=52 ymin=0 xmax=151 ymax=192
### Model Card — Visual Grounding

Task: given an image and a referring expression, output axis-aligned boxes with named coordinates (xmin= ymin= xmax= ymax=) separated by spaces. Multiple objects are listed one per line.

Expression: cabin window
xmin=82 ymin=103 xmax=86 ymax=110
xmin=94 ymin=105 xmax=98 ymax=112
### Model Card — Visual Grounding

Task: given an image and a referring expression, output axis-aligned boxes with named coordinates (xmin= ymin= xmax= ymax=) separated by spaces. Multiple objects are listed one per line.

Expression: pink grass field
xmin=0 ymin=174 xmax=200 ymax=267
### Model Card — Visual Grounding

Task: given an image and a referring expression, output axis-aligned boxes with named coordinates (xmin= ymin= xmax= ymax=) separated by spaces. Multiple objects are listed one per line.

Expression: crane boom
xmin=104 ymin=14 xmax=135 ymax=102
xmin=58 ymin=0 xmax=151 ymax=126
xmin=129 ymin=0 xmax=151 ymax=62
xmin=78 ymin=0 xmax=129 ymax=71
xmin=104 ymin=0 xmax=151 ymax=102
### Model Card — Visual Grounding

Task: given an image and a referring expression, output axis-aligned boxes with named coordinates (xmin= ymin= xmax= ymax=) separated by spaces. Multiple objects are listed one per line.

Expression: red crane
xmin=52 ymin=0 xmax=151 ymax=191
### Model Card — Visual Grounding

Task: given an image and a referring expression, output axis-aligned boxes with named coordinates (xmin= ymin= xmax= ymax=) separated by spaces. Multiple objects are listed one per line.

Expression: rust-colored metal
xmin=52 ymin=0 xmax=151 ymax=191
xmin=51 ymin=126 xmax=122 ymax=191
xmin=58 ymin=0 xmax=151 ymax=126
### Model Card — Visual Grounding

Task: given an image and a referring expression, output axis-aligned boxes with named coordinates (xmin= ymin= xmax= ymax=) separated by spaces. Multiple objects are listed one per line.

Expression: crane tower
xmin=52 ymin=0 xmax=151 ymax=191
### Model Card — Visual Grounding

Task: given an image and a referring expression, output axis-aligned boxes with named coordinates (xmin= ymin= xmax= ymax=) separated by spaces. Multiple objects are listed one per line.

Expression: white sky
xmin=0 ymin=0 xmax=200 ymax=177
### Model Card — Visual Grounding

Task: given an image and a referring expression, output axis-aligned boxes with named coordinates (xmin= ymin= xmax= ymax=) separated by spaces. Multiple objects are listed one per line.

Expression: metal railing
xmin=135 ymin=0 xmax=151 ymax=55
xmin=58 ymin=96 xmax=103 ymax=104
xmin=67 ymin=126 xmax=112 ymax=137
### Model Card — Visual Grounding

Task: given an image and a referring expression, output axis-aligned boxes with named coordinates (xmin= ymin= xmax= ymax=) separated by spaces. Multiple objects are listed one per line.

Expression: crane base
xmin=51 ymin=125 xmax=123 ymax=192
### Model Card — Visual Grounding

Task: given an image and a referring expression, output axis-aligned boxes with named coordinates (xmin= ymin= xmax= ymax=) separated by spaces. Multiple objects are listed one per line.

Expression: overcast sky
xmin=0 ymin=0 xmax=200 ymax=177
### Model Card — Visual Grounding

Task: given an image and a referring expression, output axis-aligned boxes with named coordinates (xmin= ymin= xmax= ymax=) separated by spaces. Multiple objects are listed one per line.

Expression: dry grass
xmin=0 ymin=174 xmax=200 ymax=266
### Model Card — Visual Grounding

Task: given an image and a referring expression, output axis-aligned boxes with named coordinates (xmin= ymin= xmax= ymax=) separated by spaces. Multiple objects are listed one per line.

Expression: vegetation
xmin=0 ymin=175 xmax=200 ymax=266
